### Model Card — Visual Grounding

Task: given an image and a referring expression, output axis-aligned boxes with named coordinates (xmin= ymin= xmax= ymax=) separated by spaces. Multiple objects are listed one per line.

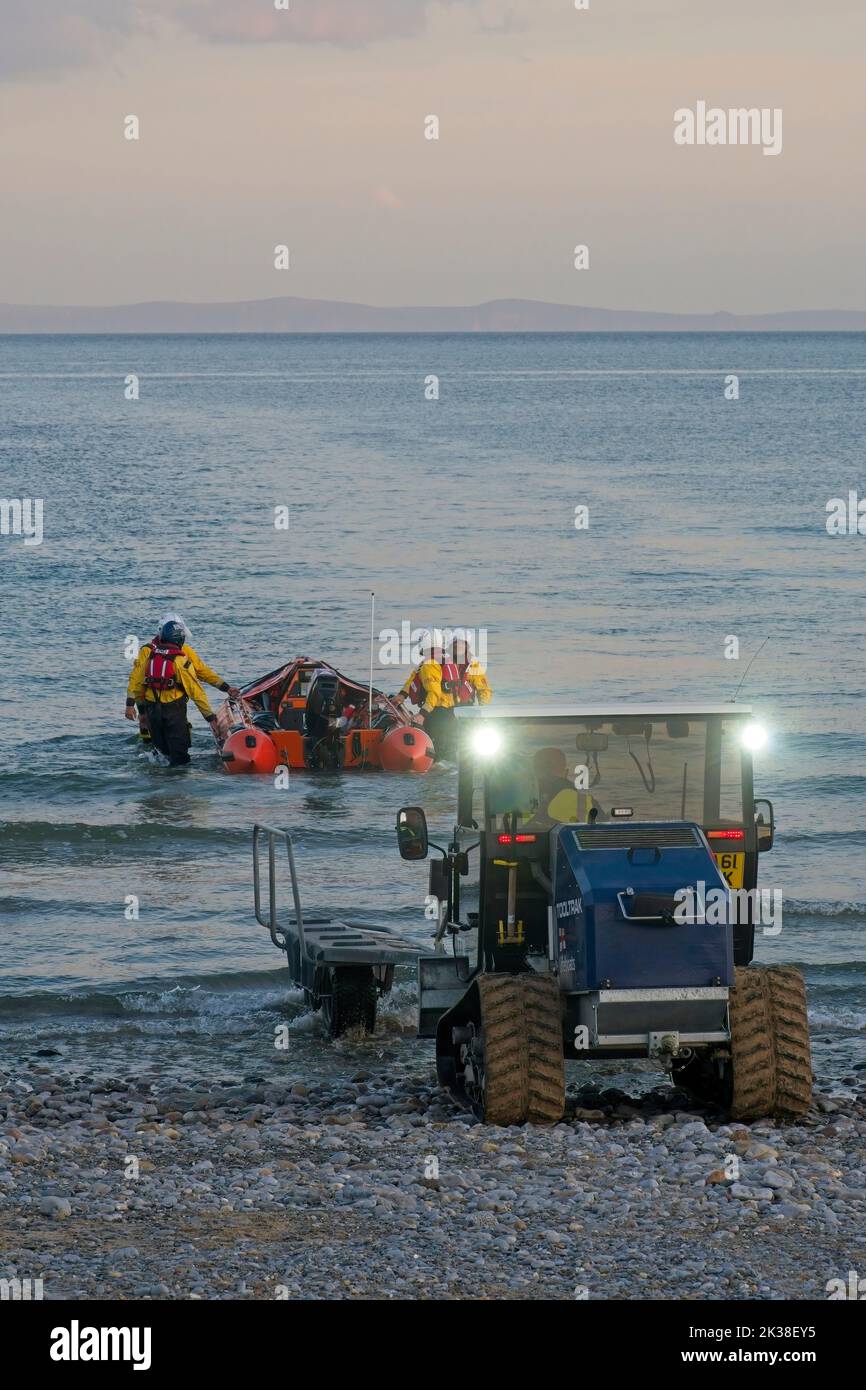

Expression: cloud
xmin=0 ymin=1 xmax=142 ymax=78
xmin=170 ymin=0 xmax=438 ymax=48
xmin=0 ymin=0 xmax=477 ymax=77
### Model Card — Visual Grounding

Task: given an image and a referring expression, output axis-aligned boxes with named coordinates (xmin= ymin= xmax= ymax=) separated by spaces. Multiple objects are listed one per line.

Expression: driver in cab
xmin=488 ymin=748 xmax=600 ymax=830
xmin=529 ymin=747 xmax=597 ymax=827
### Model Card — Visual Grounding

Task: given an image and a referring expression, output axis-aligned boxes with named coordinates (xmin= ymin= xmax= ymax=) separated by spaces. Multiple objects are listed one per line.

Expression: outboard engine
xmin=305 ymin=673 xmax=340 ymax=740
xmin=304 ymin=672 xmax=342 ymax=768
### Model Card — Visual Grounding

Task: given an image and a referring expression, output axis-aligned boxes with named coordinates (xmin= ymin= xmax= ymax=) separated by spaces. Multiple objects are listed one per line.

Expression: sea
xmin=1 ymin=332 xmax=864 ymax=1090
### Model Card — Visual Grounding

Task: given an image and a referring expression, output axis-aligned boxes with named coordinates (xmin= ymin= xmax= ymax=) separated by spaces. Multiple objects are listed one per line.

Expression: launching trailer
xmin=397 ymin=705 xmax=812 ymax=1125
xmin=253 ymin=825 xmax=434 ymax=1035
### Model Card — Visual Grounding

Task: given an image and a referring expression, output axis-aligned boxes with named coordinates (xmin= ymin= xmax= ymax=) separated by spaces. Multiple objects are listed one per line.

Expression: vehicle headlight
xmin=741 ymin=721 xmax=768 ymax=752
xmin=471 ymin=726 xmax=503 ymax=758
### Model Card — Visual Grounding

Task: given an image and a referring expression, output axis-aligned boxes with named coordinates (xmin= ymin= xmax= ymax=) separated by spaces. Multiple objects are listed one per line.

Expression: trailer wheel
xmin=321 ymin=966 xmax=377 ymax=1039
xmin=728 ymin=965 xmax=812 ymax=1120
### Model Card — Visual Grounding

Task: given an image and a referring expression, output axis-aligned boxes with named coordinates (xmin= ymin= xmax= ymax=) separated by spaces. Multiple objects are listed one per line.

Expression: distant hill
xmin=0 ymin=296 xmax=864 ymax=333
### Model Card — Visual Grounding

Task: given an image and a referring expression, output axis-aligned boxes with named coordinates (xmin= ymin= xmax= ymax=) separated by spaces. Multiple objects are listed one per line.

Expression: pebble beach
xmin=3 ymin=1062 xmax=865 ymax=1301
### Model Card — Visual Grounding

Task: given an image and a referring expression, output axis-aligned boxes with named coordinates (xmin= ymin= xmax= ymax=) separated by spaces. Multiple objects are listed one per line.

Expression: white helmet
xmin=158 ymin=611 xmax=190 ymax=643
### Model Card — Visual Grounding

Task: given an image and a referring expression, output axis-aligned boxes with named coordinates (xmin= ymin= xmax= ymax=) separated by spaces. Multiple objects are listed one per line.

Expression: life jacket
xmin=406 ymin=660 xmax=441 ymax=705
xmin=441 ymin=661 xmax=475 ymax=706
xmin=406 ymin=670 xmax=426 ymax=704
xmin=144 ymin=641 xmax=185 ymax=694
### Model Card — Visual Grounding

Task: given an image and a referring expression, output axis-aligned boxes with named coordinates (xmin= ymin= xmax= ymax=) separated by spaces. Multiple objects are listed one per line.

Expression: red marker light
xmin=707 ymin=829 xmax=745 ymax=840
xmin=497 ymin=833 xmax=513 ymax=845
xmin=515 ymin=834 xmax=537 ymax=843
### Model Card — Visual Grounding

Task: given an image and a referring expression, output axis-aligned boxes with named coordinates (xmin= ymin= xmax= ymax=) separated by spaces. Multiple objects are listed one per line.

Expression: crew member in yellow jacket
xmin=445 ymin=635 xmax=492 ymax=707
xmin=394 ymin=634 xmax=492 ymax=759
xmin=125 ymin=618 xmax=238 ymax=765
xmin=394 ymin=641 xmax=445 ymax=717
xmin=126 ymin=614 xmax=239 ymax=741
xmin=526 ymin=747 xmax=595 ymax=827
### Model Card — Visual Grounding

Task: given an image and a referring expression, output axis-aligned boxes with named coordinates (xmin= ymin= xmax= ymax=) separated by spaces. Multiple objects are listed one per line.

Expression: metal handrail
xmin=252 ymin=824 xmax=305 ymax=953
xmin=616 ymin=886 xmax=700 ymax=925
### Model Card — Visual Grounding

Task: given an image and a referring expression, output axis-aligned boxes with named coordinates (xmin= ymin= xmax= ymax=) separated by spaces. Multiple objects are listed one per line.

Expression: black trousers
xmin=147 ymin=697 xmax=191 ymax=765
xmin=423 ymin=706 xmax=457 ymax=761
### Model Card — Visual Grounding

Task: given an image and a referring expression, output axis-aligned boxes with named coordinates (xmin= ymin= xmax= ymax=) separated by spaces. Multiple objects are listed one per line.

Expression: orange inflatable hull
xmin=270 ymin=727 xmax=385 ymax=770
xmin=213 ymin=657 xmax=434 ymax=774
xmin=222 ymin=727 xmax=279 ymax=774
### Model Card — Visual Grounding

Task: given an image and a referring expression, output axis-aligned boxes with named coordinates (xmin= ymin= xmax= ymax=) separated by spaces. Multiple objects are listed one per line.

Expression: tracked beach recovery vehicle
xmin=396 ymin=705 xmax=812 ymax=1125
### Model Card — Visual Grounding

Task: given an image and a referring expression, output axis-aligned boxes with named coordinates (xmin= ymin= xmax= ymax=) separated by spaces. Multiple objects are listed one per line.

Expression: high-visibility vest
xmin=441 ymin=661 xmax=475 ymax=705
xmin=406 ymin=669 xmax=426 ymax=704
xmin=144 ymin=642 xmax=184 ymax=694
xmin=546 ymin=787 xmax=594 ymax=822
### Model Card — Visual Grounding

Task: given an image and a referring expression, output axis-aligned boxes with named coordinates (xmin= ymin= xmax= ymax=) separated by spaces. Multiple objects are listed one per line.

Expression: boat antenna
xmin=730 ymin=636 xmax=770 ymax=703
xmin=368 ymin=591 xmax=375 ymax=728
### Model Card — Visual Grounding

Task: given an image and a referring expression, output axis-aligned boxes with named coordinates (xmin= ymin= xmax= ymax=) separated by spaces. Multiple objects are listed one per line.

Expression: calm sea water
xmin=1 ymin=333 xmax=865 ymax=1087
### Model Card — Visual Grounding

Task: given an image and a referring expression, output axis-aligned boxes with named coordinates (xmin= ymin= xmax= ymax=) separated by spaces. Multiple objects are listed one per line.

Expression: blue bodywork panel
xmin=553 ymin=822 xmax=735 ymax=991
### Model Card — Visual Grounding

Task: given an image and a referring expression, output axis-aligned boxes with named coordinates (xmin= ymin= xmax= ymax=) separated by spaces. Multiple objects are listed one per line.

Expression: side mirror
xmin=396 ymin=805 xmax=429 ymax=861
xmin=754 ymin=797 xmax=775 ymax=852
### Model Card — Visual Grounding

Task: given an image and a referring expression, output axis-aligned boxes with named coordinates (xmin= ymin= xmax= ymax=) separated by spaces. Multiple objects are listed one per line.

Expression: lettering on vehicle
xmin=556 ymin=897 xmax=582 ymax=919
xmin=716 ymin=851 xmax=740 ymax=885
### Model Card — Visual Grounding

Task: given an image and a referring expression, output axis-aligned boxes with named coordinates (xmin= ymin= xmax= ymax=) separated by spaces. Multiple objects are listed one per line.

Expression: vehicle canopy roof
xmin=456 ymin=704 xmax=756 ymax=828
xmin=454 ymin=703 xmax=753 ymax=720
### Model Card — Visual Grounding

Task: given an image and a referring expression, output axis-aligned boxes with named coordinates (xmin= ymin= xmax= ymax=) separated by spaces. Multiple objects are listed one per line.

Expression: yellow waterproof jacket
xmin=401 ymin=658 xmax=493 ymax=713
xmin=127 ymin=644 xmax=214 ymax=718
xmin=544 ymin=787 xmax=594 ymax=823
xmin=183 ymin=644 xmax=227 ymax=690
xmin=400 ymin=659 xmax=448 ymax=713
xmin=519 ymin=785 xmax=594 ymax=830
xmin=461 ymin=659 xmax=492 ymax=706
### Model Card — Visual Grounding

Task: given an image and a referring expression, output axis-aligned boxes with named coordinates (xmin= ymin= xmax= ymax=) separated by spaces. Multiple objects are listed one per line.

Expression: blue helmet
xmin=158 ymin=620 xmax=185 ymax=646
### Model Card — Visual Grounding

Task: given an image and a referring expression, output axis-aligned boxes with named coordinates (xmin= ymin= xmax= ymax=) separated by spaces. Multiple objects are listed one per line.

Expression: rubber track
xmin=477 ymin=976 xmax=528 ymax=1125
xmin=729 ymin=965 xmax=812 ymax=1119
xmin=475 ymin=975 xmax=566 ymax=1125
xmin=523 ymin=975 xmax=566 ymax=1123
xmin=766 ymin=965 xmax=813 ymax=1116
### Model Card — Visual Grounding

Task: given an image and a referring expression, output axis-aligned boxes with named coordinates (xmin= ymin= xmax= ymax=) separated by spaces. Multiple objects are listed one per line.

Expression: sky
xmin=0 ymin=0 xmax=863 ymax=311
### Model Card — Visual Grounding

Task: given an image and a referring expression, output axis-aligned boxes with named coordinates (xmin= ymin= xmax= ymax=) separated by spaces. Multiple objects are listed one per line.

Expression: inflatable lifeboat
xmin=214 ymin=658 xmax=434 ymax=775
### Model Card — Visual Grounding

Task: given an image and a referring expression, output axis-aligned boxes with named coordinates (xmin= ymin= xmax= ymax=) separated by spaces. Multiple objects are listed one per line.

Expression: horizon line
xmin=1 ymin=294 xmax=865 ymax=334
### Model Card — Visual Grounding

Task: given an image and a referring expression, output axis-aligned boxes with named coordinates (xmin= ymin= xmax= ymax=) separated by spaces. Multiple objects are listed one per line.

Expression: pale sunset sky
xmin=0 ymin=0 xmax=863 ymax=310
